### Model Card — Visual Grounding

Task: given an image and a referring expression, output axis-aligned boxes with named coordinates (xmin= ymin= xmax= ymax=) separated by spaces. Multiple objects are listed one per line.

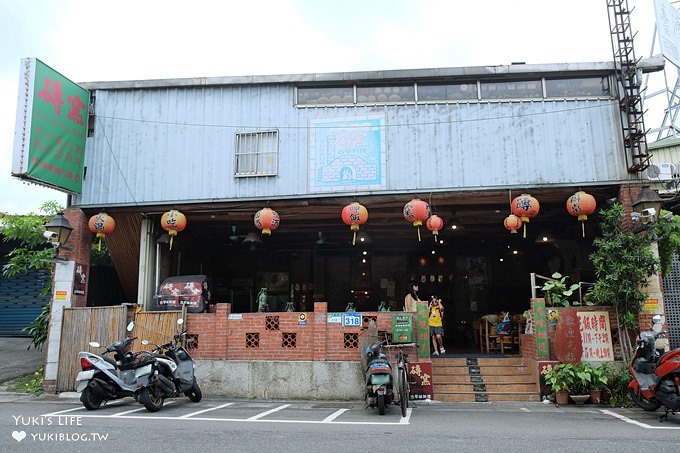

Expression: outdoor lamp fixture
xmin=633 ymin=185 xmax=664 ymax=224
xmin=44 ymin=212 xmax=74 ymax=262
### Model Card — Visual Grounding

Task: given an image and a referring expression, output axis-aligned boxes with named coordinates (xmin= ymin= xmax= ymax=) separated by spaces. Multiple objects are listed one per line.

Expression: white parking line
xmin=247 ymin=404 xmax=291 ymax=420
xmin=600 ymin=409 xmax=680 ymax=429
xmin=321 ymin=408 xmax=348 ymax=422
xmin=179 ymin=402 xmax=234 ymax=418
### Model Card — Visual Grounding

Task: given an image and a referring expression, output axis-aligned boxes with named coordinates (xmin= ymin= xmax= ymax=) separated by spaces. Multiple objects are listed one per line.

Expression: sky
xmin=0 ymin=0 xmax=669 ymax=215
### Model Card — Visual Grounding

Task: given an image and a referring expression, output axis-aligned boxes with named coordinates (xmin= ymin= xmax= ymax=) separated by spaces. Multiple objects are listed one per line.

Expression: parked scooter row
xmin=628 ymin=315 xmax=680 ymax=421
xmin=76 ymin=319 xmax=201 ymax=412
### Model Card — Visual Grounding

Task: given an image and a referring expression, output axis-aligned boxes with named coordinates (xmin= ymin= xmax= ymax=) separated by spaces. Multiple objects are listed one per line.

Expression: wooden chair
xmin=479 ymin=318 xmax=503 ymax=354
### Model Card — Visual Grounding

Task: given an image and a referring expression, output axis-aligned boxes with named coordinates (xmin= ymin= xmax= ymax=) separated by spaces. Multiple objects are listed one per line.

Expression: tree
xmin=0 ymin=201 xmax=63 ymax=350
xmin=588 ymin=203 xmax=680 ymax=362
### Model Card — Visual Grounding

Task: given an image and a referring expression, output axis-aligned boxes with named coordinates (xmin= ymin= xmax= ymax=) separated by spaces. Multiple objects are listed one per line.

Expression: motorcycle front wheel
xmin=139 ymin=386 xmax=164 ymax=412
xmin=629 ymin=388 xmax=661 ymax=411
xmin=184 ymin=378 xmax=202 ymax=402
xmin=80 ymin=386 xmax=103 ymax=410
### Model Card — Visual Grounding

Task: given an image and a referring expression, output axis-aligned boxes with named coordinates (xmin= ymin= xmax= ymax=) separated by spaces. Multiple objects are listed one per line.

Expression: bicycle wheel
xmin=399 ymin=368 xmax=408 ymax=417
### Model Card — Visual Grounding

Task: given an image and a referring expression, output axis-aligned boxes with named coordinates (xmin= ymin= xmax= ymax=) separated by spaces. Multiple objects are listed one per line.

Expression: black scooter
xmin=140 ymin=319 xmax=202 ymax=412
xmin=365 ymin=341 xmax=394 ymax=415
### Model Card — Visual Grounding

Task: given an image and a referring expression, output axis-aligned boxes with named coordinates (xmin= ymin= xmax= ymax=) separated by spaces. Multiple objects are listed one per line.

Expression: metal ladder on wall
xmin=607 ymin=0 xmax=652 ymax=173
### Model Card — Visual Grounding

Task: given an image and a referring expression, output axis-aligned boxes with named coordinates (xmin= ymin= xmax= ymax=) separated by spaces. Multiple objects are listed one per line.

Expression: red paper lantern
xmin=503 ymin=214 xmax=522 ymax=234
xmin=88 ymin=213 xmax=115 ymax=252
xmin=567 ymin=191 xmax=597 ymax=237
xmin=341 ymin=202 xmax=368 ymax=245
xmin=426 ymin=214 xmax=444 ymax=242
xmin=254 ymin=208 xmax=280 ymax=236
xmin=511 ymin=193 xmax=540 ymax=238
xmin=403 ymin=198 xmax=431 ymax=241
xmin=160 ymin=209 xmax=187 ymax=250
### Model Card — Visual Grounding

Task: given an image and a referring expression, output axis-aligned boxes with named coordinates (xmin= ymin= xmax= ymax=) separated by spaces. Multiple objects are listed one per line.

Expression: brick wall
xmin=182 ymin=302 xmax=418 ymax=362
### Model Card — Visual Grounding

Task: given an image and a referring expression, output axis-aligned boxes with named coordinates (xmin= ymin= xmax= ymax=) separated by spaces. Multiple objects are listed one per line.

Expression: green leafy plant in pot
xmin=536 ymin=272 xmax=581 ymax=307
xmin=541 ymin=363 xmax=577 ymax=405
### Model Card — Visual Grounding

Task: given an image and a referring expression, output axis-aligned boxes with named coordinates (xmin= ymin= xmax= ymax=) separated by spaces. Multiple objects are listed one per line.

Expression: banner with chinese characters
xmin=532 ymin=299 xmax=550 ymax=359
xmin=12 ymin=58 xmax=90 ymax=194
xmin=577 ymin=311 xmax=614 ymax=362
xmin=408 ymin=361 xmax=433 ymax=400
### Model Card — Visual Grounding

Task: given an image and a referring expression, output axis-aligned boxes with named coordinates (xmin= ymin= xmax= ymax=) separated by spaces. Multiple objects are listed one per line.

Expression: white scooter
xmin=76 ymin=322 xmax=155 ymax=410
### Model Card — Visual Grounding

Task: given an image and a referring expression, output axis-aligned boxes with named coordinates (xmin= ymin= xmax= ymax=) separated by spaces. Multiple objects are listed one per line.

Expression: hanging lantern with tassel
xmin=503 ymin=214 xmax=522 ymax=234
xmin=88 ymin=212 xmax=115 ymax=252
xmin=426 ymin=214 xmax=444 ymax=242
xmin=566 ymin=191 xmax=596 ymax=238
xmin=160 ymin=209 xmax=187 ymax=250
xmin=511 ymin=193 xmax=540 ymax=238
xmin=403 ymin=198 xmax=431 ymax=241
xmin=254 ymin=207 xmax=280 ymax=236
xmin=341 ymin=202 xmax=368 ymax=245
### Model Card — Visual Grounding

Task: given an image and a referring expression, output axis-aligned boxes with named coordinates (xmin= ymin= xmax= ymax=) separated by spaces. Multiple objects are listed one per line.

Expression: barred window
xmin=234 ymin=130 xmax=278 ymax=176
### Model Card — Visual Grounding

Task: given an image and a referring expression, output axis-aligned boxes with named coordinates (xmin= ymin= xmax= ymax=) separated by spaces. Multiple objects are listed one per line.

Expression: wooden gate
xmin=57 ymin=306 xmax=128 ymax=392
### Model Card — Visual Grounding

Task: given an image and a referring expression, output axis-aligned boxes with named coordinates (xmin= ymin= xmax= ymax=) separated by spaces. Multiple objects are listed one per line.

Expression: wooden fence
xmin=56 ymin=306 xmax=128 ymax=392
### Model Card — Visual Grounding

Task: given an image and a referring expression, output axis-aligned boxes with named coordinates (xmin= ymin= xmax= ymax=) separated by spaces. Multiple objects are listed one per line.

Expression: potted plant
xmin=541 ymin=363 xmax=577 ymax=405
xmin=578 ymin=362 xmax=608 ymax=404
xmin=536 ymin=272 xmax=581 ymax=307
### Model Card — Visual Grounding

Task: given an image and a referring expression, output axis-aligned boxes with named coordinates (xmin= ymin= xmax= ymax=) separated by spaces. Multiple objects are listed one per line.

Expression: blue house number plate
xmin=342 ymin=313 xmax=361 ymax=327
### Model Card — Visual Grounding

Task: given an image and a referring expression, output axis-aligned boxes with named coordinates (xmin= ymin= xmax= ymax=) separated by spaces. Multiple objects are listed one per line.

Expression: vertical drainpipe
xmin=137 ymin=217 xmax=156 ymax=310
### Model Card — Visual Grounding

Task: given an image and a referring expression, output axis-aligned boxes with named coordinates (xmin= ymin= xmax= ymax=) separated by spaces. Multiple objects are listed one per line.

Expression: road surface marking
xmin=179 ymin=402 xmax=234 ymax=418
xmin=600 ymin=409 xmax=680 ymax=429
xmin=247 ymin=404 xmax=291 ymax=420
xmin=321 ymin=408 xmax=348 ymax=422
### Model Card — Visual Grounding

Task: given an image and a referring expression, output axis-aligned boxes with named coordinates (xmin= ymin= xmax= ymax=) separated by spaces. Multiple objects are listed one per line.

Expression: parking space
xmin=41 ymin=399 xmax=412 ymax=425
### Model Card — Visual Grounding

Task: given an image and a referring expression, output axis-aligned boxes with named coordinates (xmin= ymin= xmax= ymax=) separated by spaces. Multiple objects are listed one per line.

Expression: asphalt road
xmin=1 ymin=393 xmax=679 ymax=453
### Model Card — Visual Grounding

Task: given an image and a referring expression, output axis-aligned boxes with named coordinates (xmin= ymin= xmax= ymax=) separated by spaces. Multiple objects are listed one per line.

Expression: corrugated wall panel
xmin=74 ymin=85 xmax=627 ymax=207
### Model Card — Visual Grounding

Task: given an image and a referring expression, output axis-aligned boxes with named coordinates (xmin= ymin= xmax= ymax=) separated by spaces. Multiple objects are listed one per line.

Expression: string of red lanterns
xmin=160 ymin=209 xmax=187 ymax=250
xmin=88 ymin=213 xmax=115 ymax=252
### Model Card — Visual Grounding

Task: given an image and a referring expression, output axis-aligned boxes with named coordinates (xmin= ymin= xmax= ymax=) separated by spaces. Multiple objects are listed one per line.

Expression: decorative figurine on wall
xmin=257 ymin=288 xmax=269 ymax=312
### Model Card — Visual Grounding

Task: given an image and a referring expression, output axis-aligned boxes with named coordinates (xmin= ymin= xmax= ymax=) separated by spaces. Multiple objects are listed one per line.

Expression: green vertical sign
xmin=533 ymin=300 xmax=550 ymax=359
xmin=416 ymin=301 xmax=430 ymax=359
xmin=12 ymin=58 xmax=90 ymax=194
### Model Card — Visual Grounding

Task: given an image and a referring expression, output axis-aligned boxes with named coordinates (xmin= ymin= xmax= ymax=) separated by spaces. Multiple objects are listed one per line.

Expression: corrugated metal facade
xmin=72 ymin=65 xmax=628 ymax=208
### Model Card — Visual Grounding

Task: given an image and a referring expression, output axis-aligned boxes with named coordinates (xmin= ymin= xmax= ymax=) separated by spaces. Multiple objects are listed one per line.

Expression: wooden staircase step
xmin=430 ymin=356 xmax=539 ymax=403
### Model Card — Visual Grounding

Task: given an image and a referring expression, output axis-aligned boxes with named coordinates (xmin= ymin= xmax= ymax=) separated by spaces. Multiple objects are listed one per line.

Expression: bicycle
xmin=396 ymin=350 xmax=410 ymax=417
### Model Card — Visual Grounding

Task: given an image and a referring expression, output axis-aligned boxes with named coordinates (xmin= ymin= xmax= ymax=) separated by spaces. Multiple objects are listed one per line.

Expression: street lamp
xmin=44 ymin=212 xmax=73 ymax=261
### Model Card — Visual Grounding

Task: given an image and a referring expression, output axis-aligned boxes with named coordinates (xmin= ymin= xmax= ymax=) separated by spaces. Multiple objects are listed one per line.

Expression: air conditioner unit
xmin=647 ymin=163 xmax=674 ymax=181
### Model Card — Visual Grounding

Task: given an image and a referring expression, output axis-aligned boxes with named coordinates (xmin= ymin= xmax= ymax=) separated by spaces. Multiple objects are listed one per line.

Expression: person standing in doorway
xmin=429 ymin=295 xmax=445 ymax=356
xmin=404 ymin=280 xmax=421 ymax=312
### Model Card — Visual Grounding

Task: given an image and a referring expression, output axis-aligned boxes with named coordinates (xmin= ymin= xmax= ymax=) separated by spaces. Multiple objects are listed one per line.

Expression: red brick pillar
xmin=62 ymin=208 xmax=92 ymax=307
xmin=313 ymin=302 xmax=327 ymax=361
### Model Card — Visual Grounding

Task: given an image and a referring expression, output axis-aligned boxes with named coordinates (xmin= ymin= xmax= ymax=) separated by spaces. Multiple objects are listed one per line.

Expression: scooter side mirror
xmin=89 ymin=341 xmax=101 ymax=348
xmin=126 ymin=321 xmax=135 ymax=332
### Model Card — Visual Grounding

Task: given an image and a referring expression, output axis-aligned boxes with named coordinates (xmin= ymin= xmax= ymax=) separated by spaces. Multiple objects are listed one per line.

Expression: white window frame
xmin=234 ymin=130 xmax=279 ymax=177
